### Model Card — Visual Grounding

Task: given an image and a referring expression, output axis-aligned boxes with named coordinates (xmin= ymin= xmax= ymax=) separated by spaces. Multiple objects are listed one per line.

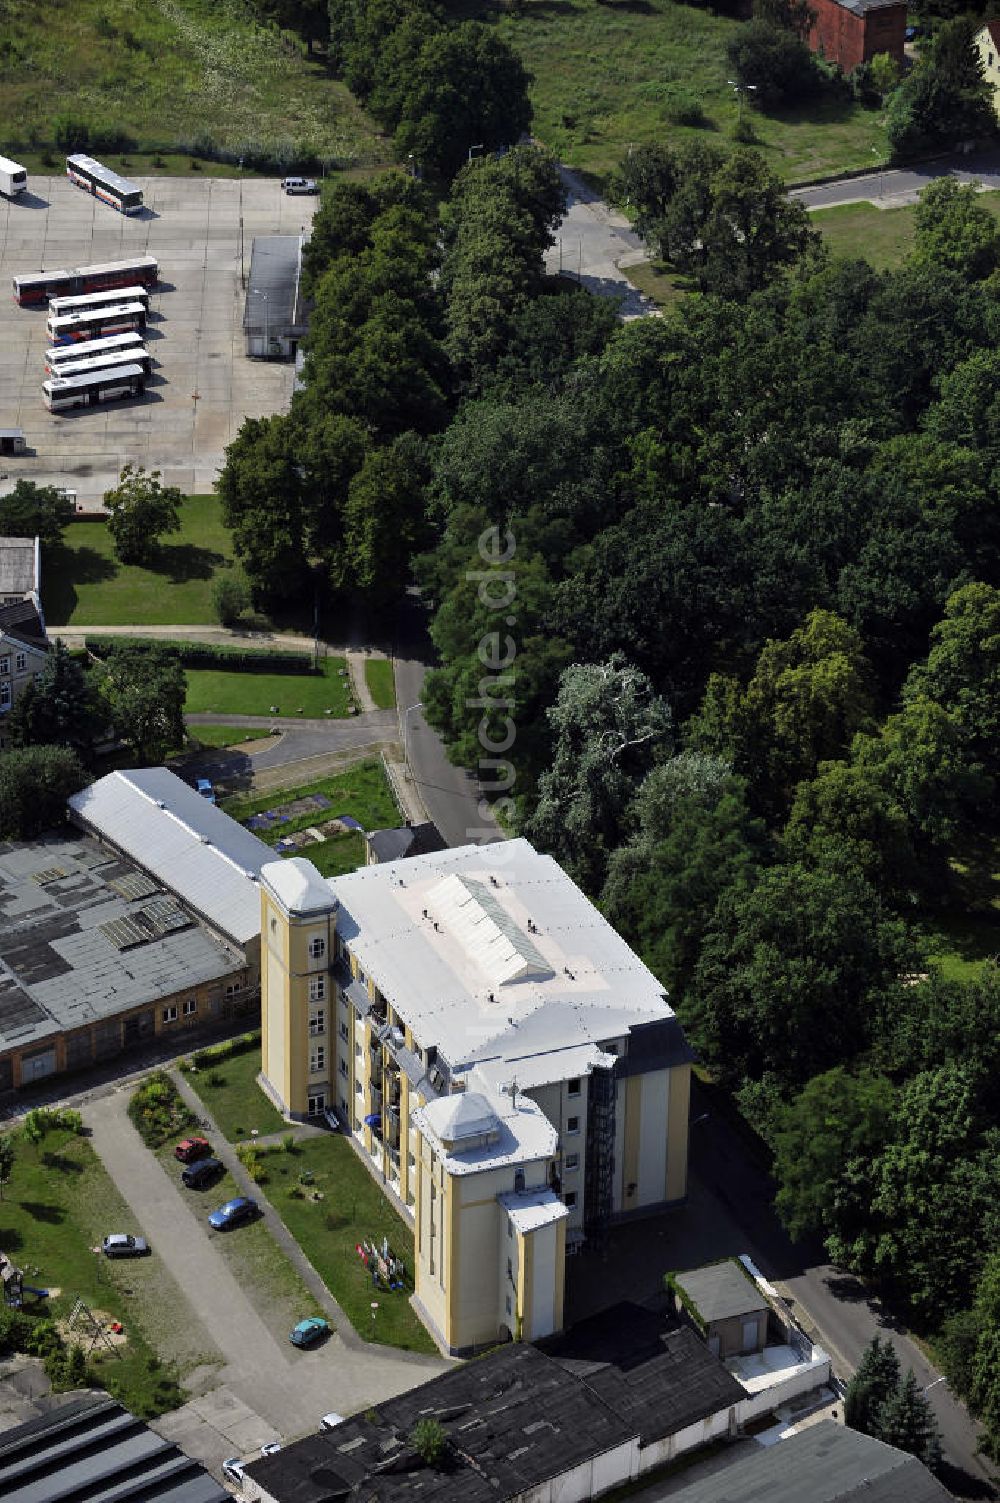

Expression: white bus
xmin=0 ymin=155 xmax=26 ymax=197
xmin=54 ymin=347 xmax=153 ymax=381
xmin=48 ymin=285 xmax=151 ymax=318
xmin=46 ymin=301 xmax=146 ymax=345
xmin=13 ymin=255 xmax=158 ymax=306
xmin=45 ymin=331 xmax=145 ymax=375
xmin=43 ymin=363 xmax=146 ymax=413
xmin=66 ymin=154 xmax=143 ymax=214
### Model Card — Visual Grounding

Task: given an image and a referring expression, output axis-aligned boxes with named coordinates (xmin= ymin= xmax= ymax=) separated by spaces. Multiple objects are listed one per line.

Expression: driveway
xmin=546 ymin=165 xmax=656 ymax=320
xmin=83 ymin=1088 xmax=446 ymax=1473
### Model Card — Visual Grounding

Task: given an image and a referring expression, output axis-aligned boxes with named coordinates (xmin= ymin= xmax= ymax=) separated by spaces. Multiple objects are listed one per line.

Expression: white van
xmin=0 ymin=154 xmax=27 ymax=197
xmin=281 ymin=176 xmax=318 ymax=195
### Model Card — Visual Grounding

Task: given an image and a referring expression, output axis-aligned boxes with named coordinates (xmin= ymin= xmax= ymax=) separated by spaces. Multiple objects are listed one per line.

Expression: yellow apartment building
xmin=259 ymin=839 xmax=692 ymax=1356
xmin=975 ymin=21 xmax=1000 ymax=115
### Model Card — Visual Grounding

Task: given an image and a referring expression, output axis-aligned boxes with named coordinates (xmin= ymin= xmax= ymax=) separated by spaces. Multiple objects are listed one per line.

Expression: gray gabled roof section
xmin=674 ymin=1261 xmax=767 ymax=1324
xmin=662 ymin=1420 xmax=954 ymax=1503
xmin=68 ymin=768 xmax=273 ymax=946
xmin=0 ymin=1393 xmax=227 ymax=1503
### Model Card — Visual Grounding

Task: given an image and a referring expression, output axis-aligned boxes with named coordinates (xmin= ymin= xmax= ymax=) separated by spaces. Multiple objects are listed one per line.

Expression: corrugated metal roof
xmin=68 ymin=768 xmax=273 ymax=945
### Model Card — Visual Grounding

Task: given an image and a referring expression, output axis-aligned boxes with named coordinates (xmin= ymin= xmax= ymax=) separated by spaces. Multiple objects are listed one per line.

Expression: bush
xmin=53 ymin=116 xmax=90 ymax=151
xmin=726 ymin=20 xmax=822 ymax=107
xmin=212 ymin=571 xmax=252 ymax=627
xmin=85 ymin=637 xmax=316 ymax=675
xmin=128 ymin=1072 xmax=195 ymax=1148
xmin=0 ymin=745 xmax=88 ymax=840
xmin=191 ymin=1031 xmax=260 ymax=1069
xmin=21 ymin=1106 xmax=84 ymax=1144
xmin=664 ymin=90 xmax=711 ymax=127
xmin=411 ymin=1418 xmax=447 ymax=1465
xmin=281 ymin=1133 xmax=297 ymax=1153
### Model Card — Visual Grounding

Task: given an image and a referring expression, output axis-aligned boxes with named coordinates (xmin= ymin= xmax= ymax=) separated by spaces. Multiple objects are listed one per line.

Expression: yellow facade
xmin=259 ymin=872 xmax=338 ymax=1119
xmin=975 ymin=24 xmax=1000 ymax=116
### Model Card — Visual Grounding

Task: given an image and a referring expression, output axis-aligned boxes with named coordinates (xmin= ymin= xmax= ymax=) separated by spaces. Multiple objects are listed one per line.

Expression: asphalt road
xmin=546 ymin=165 xmax=656 ymax=320
xmin=792 ymin=146 xmax=1000 ymax=209
xmin=689 ymin=1083 xmax=997 ymax=1499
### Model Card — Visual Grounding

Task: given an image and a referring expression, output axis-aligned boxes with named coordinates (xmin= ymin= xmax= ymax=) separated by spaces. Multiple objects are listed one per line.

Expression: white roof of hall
xmin=331 ymin=838 xmax=673 ymax=1086
xmin=68 ymin=768 xmax=273 ymax=946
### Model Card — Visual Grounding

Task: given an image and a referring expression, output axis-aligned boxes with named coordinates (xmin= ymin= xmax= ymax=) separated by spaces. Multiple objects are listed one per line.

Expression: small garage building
xmin=243 ymin=235 xmax=307 ymax=360
xmin=673 ymin=1260 xmax=770 ymax=1359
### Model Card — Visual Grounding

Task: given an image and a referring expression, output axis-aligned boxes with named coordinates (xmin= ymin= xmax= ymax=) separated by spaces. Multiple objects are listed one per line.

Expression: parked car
xmin=222 ymin=1457 xmax=245 ymax=1484
xmin=260 ymin=1441 xmax=283 ymax=1457
xmin=196 ymin=778 xmax=216 ymax=804
xmin=320 ymin=1413 xmax=345 ymax=1431
xmin=102 ymin=1233 xmax=149 ymax=1259
xmin=175 ymin=1136 xmax=212 ymax=1163
xmin=208 ymin=1196 xmax=259 ymax=1230
xmin=181 ymin=1156 xmax=223 ymax=1189
xmin=281 ymin=176 xmax=318 ymax=195
xmin=289 ymin=1316 xmax=330 ymax=1349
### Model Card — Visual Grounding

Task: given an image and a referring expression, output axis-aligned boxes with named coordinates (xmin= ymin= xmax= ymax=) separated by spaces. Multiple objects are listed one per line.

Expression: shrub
xmin=191 ymin=1031 xmax=261 ymax=1069
xmin=86 ymin=637 xmax=316 ymax=674
xmin=411 ymin=1418 xmax=447 ymax=1465
xmin=206 ymin=1071 xmax=225 ymax=1088
xmin=212 ymin=571 xmax=252 ymax=627
xmin=664 ymin=90 xmax=710 ymax=127
xmin=53 ymin=117 xmax=90 ymax=151
xmin=281 ymin=1133 xmax=297 ymax=1153
xmin=128 ymin=1072 xmax=195 ymax=1148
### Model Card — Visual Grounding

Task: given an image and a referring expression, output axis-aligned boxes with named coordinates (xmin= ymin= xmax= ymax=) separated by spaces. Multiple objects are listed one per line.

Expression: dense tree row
xmin=328 ymin=0 xmax=531 ymax=179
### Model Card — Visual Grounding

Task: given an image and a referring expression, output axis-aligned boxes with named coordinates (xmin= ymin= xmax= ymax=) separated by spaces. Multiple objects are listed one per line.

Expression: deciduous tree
xmin=104 ymin=464 xmax=182 ymax=566
xmin=97 ymin=644 xmax=186 ymax=764
xmin=0 ymin=746 xmax=87 ymax=839
xmin=7 ymin=642 xmax=101 ymax=761
xmin=0 ymin=480 xmax=75 ymax=548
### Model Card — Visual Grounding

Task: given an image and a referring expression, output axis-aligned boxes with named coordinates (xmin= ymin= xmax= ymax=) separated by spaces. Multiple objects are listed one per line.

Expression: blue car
xmin=208 ymin=1196 xmax=259 ymax=1230
xmin=290 ymin=1316 xmax=330 ymax=1349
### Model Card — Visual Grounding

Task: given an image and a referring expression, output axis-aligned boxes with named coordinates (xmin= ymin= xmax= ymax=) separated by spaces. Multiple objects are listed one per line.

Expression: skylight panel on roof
xmin=140 ymin=896 xmax=192 ymax=936
xmin=107 ymin=872 xmax=159 ymax=902
xmin=99 ymin=915 xmax=151 ymax=951
xmin=429 ymin=874 xmax=553 ymax=986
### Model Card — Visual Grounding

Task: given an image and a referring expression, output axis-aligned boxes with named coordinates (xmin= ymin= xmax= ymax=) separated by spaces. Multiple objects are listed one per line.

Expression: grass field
xmin=469 ymin=0 xmax=889 ymax=184
xmin=259 ymin=1137 xmax=437 ymax=1353
xmin=813 ymin=190 xmax=1000 ymax=269
xmin=185 ymin=1048 xmax=288 ymax=1141
xmin=185 ymin=724 xmax=274 ymax=748
xmin=0 ymin=1123 xmax=209 ymax=1414
xmin=43 ymin=497 xmax=233 ymax=626
xmin=0 ymin=0 xmax=384 ymax=167
xmin=184 ymin=657 xmax=351 ymax=718
xmin=221 ymin=761 xmax=397 ymax=877
xmin=364 ymin=658 xmax=396 ymax=710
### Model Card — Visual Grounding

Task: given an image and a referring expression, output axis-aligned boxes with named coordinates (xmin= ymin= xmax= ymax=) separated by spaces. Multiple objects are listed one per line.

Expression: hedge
xmin=85 ymin=637 xmax=318 ymax=675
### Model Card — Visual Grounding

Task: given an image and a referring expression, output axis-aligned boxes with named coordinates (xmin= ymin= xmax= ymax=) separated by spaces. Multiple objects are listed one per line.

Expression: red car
xmin=174 ymin=1136 xmax=212 ymax=1163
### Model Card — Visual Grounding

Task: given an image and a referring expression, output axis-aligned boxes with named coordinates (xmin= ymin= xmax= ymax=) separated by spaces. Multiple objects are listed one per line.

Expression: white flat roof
xmin=68 ymin=768 xmax=273 ymax=946
xmin=412 ymin=1078 xmax=557 ymax=1175
xmin=261 ymin=858 xmax=335 ymax=917
xmin=498 ymin=1188 xmax=569 ymax=1233
xmin=331 ymin=839 xmax=673 ymax=1084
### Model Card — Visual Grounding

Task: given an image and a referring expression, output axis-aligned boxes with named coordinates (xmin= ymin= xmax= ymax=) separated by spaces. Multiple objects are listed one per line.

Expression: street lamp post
xmin=727 ymin=79 xmax=757 ymax=125
xmin=251 ymin=287 xmax=269 ymax=357
xmin=402 ymin=701 xmax=423 ymax=781
xmin=871 ymin=145 xmax=884 ymax=199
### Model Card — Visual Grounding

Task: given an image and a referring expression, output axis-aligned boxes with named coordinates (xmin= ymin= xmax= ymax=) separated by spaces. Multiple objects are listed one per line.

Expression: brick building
xmin=808 ymin=0 xmax=906 ymax=73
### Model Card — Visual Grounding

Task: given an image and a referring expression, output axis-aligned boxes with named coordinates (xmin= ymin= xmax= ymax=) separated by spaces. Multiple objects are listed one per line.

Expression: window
xmin=310 ymin=1045 xmax=326 ymax=1073
xmin=270 ymin=916 xmax=278 ymax=934
xmin=225 ymin=979 xmax=244 ymax=998
xmin=162 ymin=1005 xmax=177 ymax=1023
xmin=565 ymin=1191 xmax=577 ymax=1209
xmin=339 ymin=1058 xmax=348 ymax=1078
xmin=0 ymin=683 xmax=10 ymax=710
xmin=508 ymin=1221 xmax=513 ymax=1239
xmin=340 ymin=1096 xmax=348 ymax=1114
xmin=0 ymin=655 xmax=8 ymax=675
xmin=567 ymin=1115 xmax=580 ymax=1134
xmin=603 ymin=1041 xmax=619 ymax=1055
xmin=309 ymin=935 xmax=326 ymax=960
xmin=308 ymin=976 xmax=326 ymax=1003
xmin=310 ymin=1008 xmax=326 ymax=1036
xmin=14 ymin=653 xmax=25 ymax=673
xmin=339 ymin=1020 xmax=349 ymax=1043
xmin=505 ymin=1295 xmax=512 ymax=1316
xmin=308 ymin=1092 xmax=326 ymax=1116
xmin=182 ymin=998 xmax=197 ymax=1017
xmin=565 ymin=1153 xmax=579 ymax=1171
xmin=567 ymin=1078 xmax=581 ymax=1096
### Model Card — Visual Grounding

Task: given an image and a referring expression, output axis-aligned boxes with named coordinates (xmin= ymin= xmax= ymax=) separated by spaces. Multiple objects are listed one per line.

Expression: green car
xmin=290 ymin=1316 xmax=330 ymax=1349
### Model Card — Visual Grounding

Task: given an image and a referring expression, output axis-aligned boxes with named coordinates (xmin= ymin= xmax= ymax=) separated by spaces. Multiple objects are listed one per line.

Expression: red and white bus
xmin=45 ymin=331 xmax=146 ymax=375
xmin=53 ymin=347 xmax=153 ymax=382
xmin=66 ymin=154 xmax=143 ymax=214
xmin=48 ymin=285 xmax=151 ymax=318
xmin=12 ymin=255 xmax=158 ymax=307
xmin=43 ymin=363 xmax=146 ymax=413
xmin=46 ymin=302 xmax=147 ymax=346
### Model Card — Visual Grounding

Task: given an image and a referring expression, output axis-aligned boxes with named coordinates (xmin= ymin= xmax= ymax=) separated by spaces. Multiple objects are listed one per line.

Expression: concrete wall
xmin=637 ymin=1408 xmax=736 ymax=1475
xmin=518 ymin=1440 xmax=638 ymax=1503
xmin=736 ymin=1353 xmax=832 ymax=1426
xmin=706 ymin=1309 xmax=768 ymax=1359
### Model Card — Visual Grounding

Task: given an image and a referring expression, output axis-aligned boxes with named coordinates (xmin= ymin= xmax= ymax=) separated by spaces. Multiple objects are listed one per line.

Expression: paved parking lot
xmin=0 ymin=173 xmax=318 ymax=502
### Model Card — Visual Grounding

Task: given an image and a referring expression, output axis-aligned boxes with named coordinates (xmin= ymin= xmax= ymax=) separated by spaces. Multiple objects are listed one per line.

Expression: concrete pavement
xmin=546 ymin=165 xmax=658 ymax=320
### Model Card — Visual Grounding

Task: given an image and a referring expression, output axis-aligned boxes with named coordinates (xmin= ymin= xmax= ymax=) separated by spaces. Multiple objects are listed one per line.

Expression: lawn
xmin=0 ymin=1122 xmax=211 ymax=1414
xmin=920 ymin=913 xmax=1000 ymax=982
xmin=43 ymin=497 xmax=234 ymax=626
xmin=259 ymin=1136 xmax=438 ymax=1353
xmin=222 ymin=760 xmax=399 ymax=846
xmin=813 ymin=190 xmax=1000 ymax=270
xmin=185 ymin=724 xmax=274 ymax=748
xmin=184 ymin=1046 xmax=288 ymax=1141
xmin=184 ymin=657 xmax=351 ymax=718
xmin=364 ymin=657 xmax=396 ymax=710
xmin=622 ymin=258 xmax=690 ymax=312
xmin=462 ymin=0 xmax=889 ymax=184
xmin=0 ymin=0 xmax=385 ymax=169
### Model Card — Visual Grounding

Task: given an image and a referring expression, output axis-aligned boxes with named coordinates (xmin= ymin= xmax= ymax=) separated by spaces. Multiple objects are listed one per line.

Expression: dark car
xmin=102 ymin=1233 xmax=150 ymax=1258
xmin=175 ymin=1136 xmax=212 ymax=1163
xmin=181 ymin=1156 xmax=223 ymax=1189
xmin=208 ymin=1196 xmax=259 ymax=1230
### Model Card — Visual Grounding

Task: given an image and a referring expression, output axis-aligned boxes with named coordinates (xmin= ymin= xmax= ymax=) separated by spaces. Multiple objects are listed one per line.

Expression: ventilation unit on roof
xmin=199 ymin=835 xmax=211 ymax=845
